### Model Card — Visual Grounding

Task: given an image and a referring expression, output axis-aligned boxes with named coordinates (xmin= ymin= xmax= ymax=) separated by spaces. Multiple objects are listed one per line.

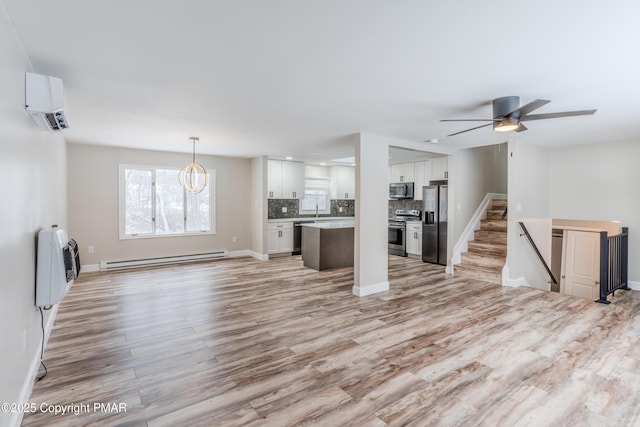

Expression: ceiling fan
xmin=441 ymin=96 xmax=597 ymax=137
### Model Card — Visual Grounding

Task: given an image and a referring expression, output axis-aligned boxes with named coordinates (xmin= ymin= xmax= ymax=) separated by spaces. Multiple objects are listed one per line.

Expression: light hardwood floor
xmin=22 ymin=255 xmax=640 ymax=426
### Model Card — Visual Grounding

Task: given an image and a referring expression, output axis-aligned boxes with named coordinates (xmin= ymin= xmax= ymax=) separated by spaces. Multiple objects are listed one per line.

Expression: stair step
xmin=492 ymin=199 xmax=508 ymax=209
xmin=461 ymin=252 xmax=505 ymax=271
xmin=455 ymin=264 xmax=502 ymax=285
xmin=480 ymin=219 xmax=507 ymax=231
xmin=467 ymin=241 xmax=507 ymax=257
xmin=486 ymin=210 xmax=506 ymax=220
xmin=474 ymin=229 xmax=507 ymax=242
xmin=473 ymin=229 xmax=507 ymax=244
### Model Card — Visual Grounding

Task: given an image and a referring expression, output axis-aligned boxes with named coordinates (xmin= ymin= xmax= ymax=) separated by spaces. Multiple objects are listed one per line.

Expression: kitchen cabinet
xmin=406 ymin=222 xmax=422 ymax=256
xmin=390 ymin=163 xmax=415 ymax=183
xmin=268 ymin=160 xmax=304 ymax=199
xmin=330 ymin=165 xmax=355 ymax=199
xmin=412 ymin=161 xmax=432 ymax=201
xmin=268 ymin=222 xmax=294 ymax=254
xmin=268 ymin=159 xmax=283 ymax=198
xmin=430 ymin=156 xmax=449 ymax=181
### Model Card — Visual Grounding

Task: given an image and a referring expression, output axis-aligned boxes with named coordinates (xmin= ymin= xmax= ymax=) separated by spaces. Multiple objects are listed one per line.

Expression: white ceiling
xmin=4 ymin=1 xmax=640 ymax=163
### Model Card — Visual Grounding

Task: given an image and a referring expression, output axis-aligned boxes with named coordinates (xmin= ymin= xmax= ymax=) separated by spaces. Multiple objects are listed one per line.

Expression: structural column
xmin=353 ymin=133 xmax=389 ymax=296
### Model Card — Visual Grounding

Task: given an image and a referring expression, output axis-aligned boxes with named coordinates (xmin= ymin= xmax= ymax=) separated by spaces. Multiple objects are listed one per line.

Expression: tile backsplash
xmin=268 ymin=199 xmax=355 ymax=219
xmin=388 ymin=199 xmax=422 ymax=218
xmin=268 ymin=199 xmax=422 ymax=219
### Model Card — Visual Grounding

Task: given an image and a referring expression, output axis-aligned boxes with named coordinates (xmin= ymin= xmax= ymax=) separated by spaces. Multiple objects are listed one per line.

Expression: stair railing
xmin=518 ymin=221 xmax=558 ymax=287
xmin=596 ymin=227 xmax=629 ymax=304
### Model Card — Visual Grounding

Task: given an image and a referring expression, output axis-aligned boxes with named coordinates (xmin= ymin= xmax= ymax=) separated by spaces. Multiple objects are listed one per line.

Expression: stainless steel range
xmin=388 ymin=209 xmax=421 ymax=257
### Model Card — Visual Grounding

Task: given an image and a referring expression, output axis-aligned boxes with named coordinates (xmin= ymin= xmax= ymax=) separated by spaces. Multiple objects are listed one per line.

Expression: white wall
xmin=450 ymin=143 xmax=508 ymax=244
xmin=250 ymin=156 xmax=267 ymax=258
xmin=67 ymin=143 xmax=252 ymax=266
xmin=0 ymin=9 xmax=68 ymax=426
xmin=353 ymin=133 xmax=391 ymax=296
xmin=549 ymin=140 xmax=640 ymax=284
xmin=506 ymin=140 xmax=551 ymax=289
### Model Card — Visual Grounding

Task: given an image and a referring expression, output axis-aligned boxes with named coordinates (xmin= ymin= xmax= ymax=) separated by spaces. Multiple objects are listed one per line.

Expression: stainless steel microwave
xmin=389 ymin=182 xmax=414 ymax=199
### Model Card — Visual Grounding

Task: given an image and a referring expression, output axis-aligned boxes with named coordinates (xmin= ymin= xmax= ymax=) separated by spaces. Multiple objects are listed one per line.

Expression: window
xmin=299 ymin=177 xmax=330 ymax=214
xmin=119 ymin=165 xmax=215 ymax=238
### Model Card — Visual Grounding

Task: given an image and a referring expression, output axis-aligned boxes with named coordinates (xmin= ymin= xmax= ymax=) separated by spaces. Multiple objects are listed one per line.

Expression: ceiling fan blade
xmin=521 ymin=109 xmax=597 ymax=121
xmin=440 ymin=119 xmax=497 ymax=122
xmin=505 ymin=99 xmax=550 ymax=118
xmin=446 ymin=123 xmax=493 ymax=137
xmin=514 ymin=123 xmax=528 ymax=132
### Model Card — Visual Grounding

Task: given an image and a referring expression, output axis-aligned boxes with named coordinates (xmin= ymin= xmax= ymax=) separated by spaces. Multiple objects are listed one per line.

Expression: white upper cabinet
xmin=430 ymin=156 xmax=449 ymax=181
xmin=281 ymin=161 xmax=305 ymax=199
xmin=268 ymin=160 xmax=304 ymax=199
xmin=413 ymin=161 xmax=432 ymax=201
xmin=330 ymin=166 xmax=355 ymax=199
xmin=390 ymin=163 xmax=415 ymax=183
xmin=268 ymin=159 xmax=283 ymax=199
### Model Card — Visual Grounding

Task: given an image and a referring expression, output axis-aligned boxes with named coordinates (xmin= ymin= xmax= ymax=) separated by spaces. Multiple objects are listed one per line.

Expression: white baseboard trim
xmin=504 ymin=276 xmax=530 ymax=288
xmin=352 ymin=281 xmax=389 ymax=297
xmin=627 ymin=281 xmax=640 ymax=291
xmin=452 ymin=193 xmax=507 ymax=265
xmin=243 ymin=250 xmax=269 ymax=261
xmin=12 ymin=305 xmax=60 ymax=427
xmin=81 ymin=264 xmax=100 ymax=273
xmin=445 ymin=265 xmax=454 ymax=275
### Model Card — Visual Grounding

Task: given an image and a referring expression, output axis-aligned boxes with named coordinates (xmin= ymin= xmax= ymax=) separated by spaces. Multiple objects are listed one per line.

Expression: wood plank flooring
xmin=22 ymin=255 xmax=640 ymax=426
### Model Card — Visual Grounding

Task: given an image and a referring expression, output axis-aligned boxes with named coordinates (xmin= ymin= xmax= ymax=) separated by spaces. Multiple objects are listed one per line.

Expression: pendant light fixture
xmin=179 ymin=137 xmax=208 ymax=194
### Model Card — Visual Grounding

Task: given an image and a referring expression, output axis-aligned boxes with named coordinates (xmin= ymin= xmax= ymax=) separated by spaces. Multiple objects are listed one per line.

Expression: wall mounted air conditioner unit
xmin=25 ymin=72 xmax=69 ymax=131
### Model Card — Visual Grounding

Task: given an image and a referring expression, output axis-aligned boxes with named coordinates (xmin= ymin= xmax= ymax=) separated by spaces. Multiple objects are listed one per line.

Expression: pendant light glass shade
xmin=179 ymin=137 xmax=208 ymax=194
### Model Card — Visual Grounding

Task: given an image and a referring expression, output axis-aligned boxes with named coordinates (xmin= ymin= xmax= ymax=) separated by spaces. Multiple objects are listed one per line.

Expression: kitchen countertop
xmin=300 ymin=220 xmax=355 ymax=229
xmin=268 ymin=217 xmax=354 ymax=223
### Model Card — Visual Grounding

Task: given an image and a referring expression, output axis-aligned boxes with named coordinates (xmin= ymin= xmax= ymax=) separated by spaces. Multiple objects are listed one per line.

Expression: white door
xmin=561 ymin=230 xmax=600 ymax=300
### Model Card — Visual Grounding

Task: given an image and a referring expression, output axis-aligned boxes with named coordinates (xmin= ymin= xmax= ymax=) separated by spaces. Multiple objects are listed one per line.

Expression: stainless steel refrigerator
xmin=422 ymin=182 xmax=448 ymax=265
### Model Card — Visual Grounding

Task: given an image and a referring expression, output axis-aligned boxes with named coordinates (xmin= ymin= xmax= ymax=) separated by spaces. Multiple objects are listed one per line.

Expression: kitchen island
xmin=301 ymin=220 xmax=354 ymax=271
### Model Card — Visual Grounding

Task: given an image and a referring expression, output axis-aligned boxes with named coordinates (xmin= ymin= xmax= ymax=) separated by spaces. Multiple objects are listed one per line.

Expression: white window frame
xmin=118 ymin=164 xmax=216 ymax=239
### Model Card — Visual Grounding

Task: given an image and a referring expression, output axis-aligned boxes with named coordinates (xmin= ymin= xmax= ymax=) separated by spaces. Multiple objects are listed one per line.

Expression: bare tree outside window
xmin=120 ymin=165 xmax=214 ymax=237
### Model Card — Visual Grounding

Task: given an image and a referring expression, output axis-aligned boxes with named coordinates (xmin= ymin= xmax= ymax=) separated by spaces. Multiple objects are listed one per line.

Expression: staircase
xmin=455 ymin=199 xmax=507 ymax=285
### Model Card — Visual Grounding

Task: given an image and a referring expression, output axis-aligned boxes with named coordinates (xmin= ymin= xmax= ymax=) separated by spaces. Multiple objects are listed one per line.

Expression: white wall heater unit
xmin=99 ymin=250 xmax=228 ymax=271
xmin=36 ymin=227 xmax=75 ymax=307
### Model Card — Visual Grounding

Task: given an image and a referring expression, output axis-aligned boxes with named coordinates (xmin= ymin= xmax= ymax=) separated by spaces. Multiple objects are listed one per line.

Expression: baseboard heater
xmin=100 ymin=250 xmax=228 ymax=271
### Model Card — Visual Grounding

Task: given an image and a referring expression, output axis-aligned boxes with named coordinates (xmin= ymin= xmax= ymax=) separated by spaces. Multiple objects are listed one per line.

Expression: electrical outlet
xmin=339 ymin=207 xmax=343 ymax=213
xmin=232 ymin=236 xmax=237 ymax=243
xmin=88 ymin=246 xmax=95 ymax=254
xmin=282 ymin=207 xmax=287 ymax=213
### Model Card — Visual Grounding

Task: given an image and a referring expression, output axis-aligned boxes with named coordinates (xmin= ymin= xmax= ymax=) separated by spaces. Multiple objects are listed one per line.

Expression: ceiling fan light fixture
xmin=493 ymin=118 xmax=519 ymax=132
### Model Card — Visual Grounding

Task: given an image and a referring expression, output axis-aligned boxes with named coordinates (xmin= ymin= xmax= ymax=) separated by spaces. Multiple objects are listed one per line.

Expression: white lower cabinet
xmin=268 ymin=222 xmax=293 ymax=254
xmin=406 ymin=222 xmax=422 ymax=256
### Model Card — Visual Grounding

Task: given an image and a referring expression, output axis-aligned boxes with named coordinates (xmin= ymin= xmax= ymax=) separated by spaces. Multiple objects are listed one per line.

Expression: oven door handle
xmin=389 ymin=224 xmax=405 ymax=230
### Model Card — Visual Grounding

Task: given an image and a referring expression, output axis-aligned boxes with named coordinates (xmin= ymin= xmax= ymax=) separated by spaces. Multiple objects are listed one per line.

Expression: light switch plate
xmin=282 ymin=207 xmax=287 ymax=213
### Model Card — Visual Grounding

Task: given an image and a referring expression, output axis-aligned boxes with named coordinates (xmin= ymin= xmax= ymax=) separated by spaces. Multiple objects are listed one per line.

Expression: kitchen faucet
xmin=315 ymin=202 xmax=319 ymax=218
